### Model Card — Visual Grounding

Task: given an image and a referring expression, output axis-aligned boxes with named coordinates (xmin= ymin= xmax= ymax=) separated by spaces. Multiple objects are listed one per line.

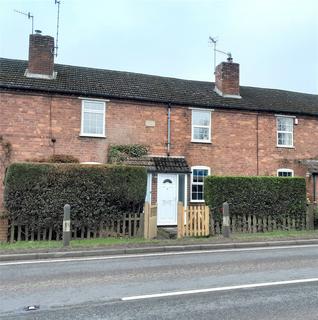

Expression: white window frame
xmin=276 ymin=116 xmax=294 ymax=148
xmin=277 ymin=168 xmax=294 ymax=177
xmin=190 ymin=166 xmax=210 ymax=202
xmin=191 ymin=109 xmax=212 ymax=143
xmin=80 ymin=99 xmax=106 ymax=137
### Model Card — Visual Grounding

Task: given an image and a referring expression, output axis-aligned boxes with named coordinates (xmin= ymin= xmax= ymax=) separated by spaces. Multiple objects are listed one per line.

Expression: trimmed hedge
xmin=204 ymin=176 xmax=306 ymax=220
xmin=4 ymin=163 xmax=147 ymax=231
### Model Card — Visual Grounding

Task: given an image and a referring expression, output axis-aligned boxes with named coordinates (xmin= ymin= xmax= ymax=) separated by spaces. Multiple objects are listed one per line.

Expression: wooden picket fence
xmin=178 ymin=203 xmax=210 ymax=238
xmin=177 ymin=203 xmax=312 ymax=238
xmin=9 ymin=212 xmax=142 ymax=243
xmin=210 ymin=213 xmax=308 ymax=235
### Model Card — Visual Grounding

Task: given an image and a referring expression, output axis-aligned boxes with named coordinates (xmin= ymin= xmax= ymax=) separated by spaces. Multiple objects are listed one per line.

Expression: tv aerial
xmin=209 ymin=36 xmax=233 ymax=72
xmin=14 ymin=9 xmax=34 ymax=34
xmin=54 ymin=0 xmax=61 ymax=57
xmin=14 ymin=1 xmax=61 ymax=58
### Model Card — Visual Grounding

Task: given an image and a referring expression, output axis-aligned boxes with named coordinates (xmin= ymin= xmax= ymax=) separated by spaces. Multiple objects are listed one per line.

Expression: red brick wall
xmin=0 ymin=218 xmax=8 ymax=242
xmin=1 ymin=90 xmax=318 ymax=238
xmin=1 ymin=90 xmax=318 ymax=184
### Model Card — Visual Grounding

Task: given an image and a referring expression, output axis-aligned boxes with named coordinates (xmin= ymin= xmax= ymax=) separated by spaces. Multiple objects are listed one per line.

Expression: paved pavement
xmin=1 ymin=244 xmax=318 ymax=319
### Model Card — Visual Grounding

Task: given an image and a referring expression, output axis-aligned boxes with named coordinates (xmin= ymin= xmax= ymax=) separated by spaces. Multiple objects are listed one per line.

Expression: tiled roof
xmin=300 ymin=160 xmax=318 ymax=173
xmin=123 ymin=156 xmax=191 ymax=173
xmin=1 ymin=58 xmax=317 ymax=116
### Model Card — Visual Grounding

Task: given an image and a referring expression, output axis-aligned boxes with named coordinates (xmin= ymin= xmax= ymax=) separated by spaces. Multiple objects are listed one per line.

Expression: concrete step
xmin=157 ymin=227 xmax=177 ymax=239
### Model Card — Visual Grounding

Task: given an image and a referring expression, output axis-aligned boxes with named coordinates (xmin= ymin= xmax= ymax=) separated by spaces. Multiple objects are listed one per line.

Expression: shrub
xmin=204 ymin=176 xmax=306 ymax=221
xmin=4 ymin=163 xmax=147 ymax=232
xmin=26 ymin=154 xmax=79 ymax=163
xmin=47 ymin=154 xmax=79 ymax=163
xmin=108 ymin=144 xmax=149 ymax=163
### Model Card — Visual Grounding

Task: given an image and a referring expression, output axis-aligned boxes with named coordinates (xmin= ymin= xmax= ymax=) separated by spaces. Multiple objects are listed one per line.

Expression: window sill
xmin=276 ymin=145 xmax=295 ymax=149
xmin=190 ymin=200 xmax=205 ymax=203
xmin=79 ymin=134 xmax=106 ymax=139
xmin=191 ymin=140 xmax=211 ymax=144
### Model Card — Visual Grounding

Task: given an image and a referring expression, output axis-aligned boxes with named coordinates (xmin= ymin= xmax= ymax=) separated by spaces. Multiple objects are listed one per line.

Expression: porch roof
xmin=299 ymin=160 xmax=318 ymax=173
xmin=123 ymin=156 xmax=191 ymax=174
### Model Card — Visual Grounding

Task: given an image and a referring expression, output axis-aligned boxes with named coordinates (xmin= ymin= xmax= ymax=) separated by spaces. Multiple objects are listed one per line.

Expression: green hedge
xmin=4 ymin=163 xmax=147 ymax=231
xmin=204 ymin=176 xmax=306 ymax=220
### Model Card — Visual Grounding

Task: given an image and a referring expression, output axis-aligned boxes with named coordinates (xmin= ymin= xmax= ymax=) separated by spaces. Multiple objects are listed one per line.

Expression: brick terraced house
xmin=0 ymin=32 xmax=318 ymax=239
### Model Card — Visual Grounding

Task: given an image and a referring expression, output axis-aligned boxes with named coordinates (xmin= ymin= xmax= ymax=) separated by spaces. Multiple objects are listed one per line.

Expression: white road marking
xmin=122 ymin=278 xmax=318 ymax=301
xmin=0 ymin=243 xmax=318 ymax=266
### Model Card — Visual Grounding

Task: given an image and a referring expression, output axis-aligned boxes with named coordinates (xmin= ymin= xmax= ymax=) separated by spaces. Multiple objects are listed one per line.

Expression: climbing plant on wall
xmin=108 ymin=144 xmax=149 ymax=163
xmin=0 ymin=135 xmax=12 ymax=170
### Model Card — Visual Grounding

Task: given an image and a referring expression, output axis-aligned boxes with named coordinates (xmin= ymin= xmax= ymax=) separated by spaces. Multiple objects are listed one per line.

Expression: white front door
xmin=157 ymin=173 xmax=178 ymax=225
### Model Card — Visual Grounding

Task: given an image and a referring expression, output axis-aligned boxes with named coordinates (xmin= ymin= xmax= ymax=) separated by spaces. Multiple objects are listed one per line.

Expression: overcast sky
xmin=0 ymin=0 xmax=317 ymax=94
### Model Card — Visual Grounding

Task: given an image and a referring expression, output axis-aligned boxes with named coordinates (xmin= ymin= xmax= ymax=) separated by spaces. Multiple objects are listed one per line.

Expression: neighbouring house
xmin=1 ymin=32 xmax=318 ymax=240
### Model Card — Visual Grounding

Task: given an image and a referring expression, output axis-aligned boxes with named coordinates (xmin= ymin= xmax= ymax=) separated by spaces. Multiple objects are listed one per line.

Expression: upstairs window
xmin=191 ymin=109 xmax=211 ymax=143
xmin=81 ymin=100 xmax=106 ymax=137
xmin=277 ymin=116 xmax=293 ymax=147
xmin=191 ymin=166 xmax=210 ymax=202
xmin=277 ymin=169 xmax=294 ymax=177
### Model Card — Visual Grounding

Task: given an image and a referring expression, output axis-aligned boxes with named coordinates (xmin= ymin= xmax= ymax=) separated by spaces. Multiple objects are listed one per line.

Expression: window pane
xmin=193 ymin=127 xmax=209 ymax=140
xmin=193 ymin=111 xmax=210 ymax=126
xmin=83 ymin=112 xmax=103 ymax=134
xmin=191 ymin=185 xmax=204 ymax=201
xmin=84 ymin=101 xmax=104 ymax=113
xmin=193 ymin=169 xmax=208 ymax=182
xmin=277 ymin=117 xmax=293 ymax=132
xmin=278 ymin=171 xmax=292 ymax=177
xmin=278 ymin=132 xmax=292 ymax=146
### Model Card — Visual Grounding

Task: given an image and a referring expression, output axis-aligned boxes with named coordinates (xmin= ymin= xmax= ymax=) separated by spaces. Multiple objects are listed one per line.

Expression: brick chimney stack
xmin=214 ymin=61 xmax=241 ymax=98
xmin=26 ymin=31 xmax=56 ymax=79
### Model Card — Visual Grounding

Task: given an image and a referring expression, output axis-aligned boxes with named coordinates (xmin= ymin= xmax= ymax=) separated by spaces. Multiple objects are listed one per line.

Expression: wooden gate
xmin=178 ymin=203 xmax=209 ymax=238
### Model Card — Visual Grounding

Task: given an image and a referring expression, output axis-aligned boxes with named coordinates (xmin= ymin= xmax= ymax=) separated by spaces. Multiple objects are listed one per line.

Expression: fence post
xmin=63 ymin=204 xmax=71 ymax=246
xmin=177 ymin=202 xmax=184 ymax=239
xmin=306 ymin=203 xmax=314 ymax=230
xmin=204 ymin=206 xmax=210 ymax=236
xmin=222 ymin=202 xmax=230 ymax=238
xmin=143 ymin=202 xmax=149 ymax=239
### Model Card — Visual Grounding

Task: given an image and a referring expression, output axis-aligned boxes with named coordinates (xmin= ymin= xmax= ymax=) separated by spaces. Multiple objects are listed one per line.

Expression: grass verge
xmin=0 ymin=237 xmax=157 ymax=251
xmin=1 ymin=230 xmax=318 ymax=251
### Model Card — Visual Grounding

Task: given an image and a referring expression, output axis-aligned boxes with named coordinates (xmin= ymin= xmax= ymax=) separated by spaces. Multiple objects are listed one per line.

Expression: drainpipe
xmin=167 ymin=103 xmax=171 ymax=156
xmin=256 ymin=113 xmax=259 ymax=175
xmin=314 ymin=174 xmax=317 ymax=202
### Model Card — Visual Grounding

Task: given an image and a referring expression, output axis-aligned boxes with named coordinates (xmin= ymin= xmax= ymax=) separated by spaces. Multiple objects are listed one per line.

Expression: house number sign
xmin=63 ymin=220 xmax=70 ymax=232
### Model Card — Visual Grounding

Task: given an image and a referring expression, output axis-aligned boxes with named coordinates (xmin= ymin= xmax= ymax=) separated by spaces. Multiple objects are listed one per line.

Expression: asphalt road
xmin=1 ymin=244 xmax=318 ymax=319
